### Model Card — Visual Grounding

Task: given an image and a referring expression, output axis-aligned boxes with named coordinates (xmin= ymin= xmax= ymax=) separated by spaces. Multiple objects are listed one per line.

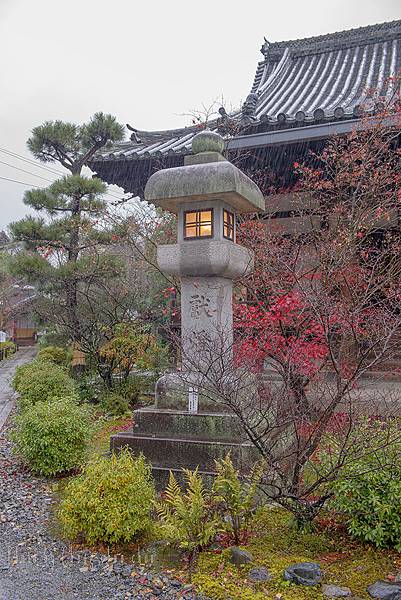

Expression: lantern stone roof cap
xmin=144 ymin=147 xmax=264 ymax=214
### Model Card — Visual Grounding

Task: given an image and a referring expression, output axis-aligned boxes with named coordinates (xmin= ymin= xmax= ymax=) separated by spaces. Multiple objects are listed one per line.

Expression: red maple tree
xmin=213 ymin=84 xmax=401 ymax=526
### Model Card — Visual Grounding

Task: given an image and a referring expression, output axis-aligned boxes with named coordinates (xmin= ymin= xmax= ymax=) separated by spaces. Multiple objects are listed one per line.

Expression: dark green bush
xmin=117 ymin=374 xmax=157 ymax=406
xmin=100 ymin=391 xmax=129 ymax=416
xmin=12 ymin=398 xmax=92 ymax=476
xmin=37 ymin=345 xmax=69 ymax=366
xmin=330 ymin=422 xmax=401 ymax=551
xmin=58 ymin=449 xmax=155 ymax=544
xmin=13 ymin=359 xmax=78 ymax=409
xmin=77 ymin=375 xmax=102 ymax=404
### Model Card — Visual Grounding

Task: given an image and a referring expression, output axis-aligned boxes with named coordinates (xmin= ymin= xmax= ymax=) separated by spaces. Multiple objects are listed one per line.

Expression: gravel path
xmin=0 ymin=347 xmax=37 ymax=431
xmin=0 ymin=423 xmax=207 ymax=600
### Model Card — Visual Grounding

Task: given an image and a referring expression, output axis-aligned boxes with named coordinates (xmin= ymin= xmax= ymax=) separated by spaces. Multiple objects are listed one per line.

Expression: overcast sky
xmin=1 ymin=0 xmax=400 ymax=230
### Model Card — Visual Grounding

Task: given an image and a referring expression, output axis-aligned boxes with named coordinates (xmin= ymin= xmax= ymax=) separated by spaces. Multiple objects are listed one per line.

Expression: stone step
xmin=110 ymin=431 xmax=258 ymax=473
xmin=133 ymin=407 xmax=246 ymax=442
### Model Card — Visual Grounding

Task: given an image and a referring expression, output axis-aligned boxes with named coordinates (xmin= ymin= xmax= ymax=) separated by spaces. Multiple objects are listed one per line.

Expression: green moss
xmin=192 ymin=507 xmax=399 ymax=600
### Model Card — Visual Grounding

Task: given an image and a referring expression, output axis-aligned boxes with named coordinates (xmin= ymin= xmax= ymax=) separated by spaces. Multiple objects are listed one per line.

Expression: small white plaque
xmin=188 ymin=386 xmax=199 ymax=413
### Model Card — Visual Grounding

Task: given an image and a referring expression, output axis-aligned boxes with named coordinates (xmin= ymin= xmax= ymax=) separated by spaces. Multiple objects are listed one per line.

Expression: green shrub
xmin=213 ymin=454 xmax=262 ymax=544
xmin=0 ymin=341 xmax=16 ymax=360
xmin=58 ymin=449 xmax=155 ymax=544
xmin=37 ymin=345 xmax=69 ymax=366
xmin=13 ymin=359 xmax=77 ymax=409
xmin=100 ymin=391 xmax=129 ymax=416
xmin=115 ymin=376 xmax=146 ymax=403
xmin=330 ymin=424 xmax=401 ymax=551
xmin=77 ymin=375 xmax=102 ymax=404
xmin=12 ymin=398 xmax=92 ymax=476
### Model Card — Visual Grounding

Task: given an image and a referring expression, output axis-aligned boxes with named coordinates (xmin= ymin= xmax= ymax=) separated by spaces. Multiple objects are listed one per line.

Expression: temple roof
xmin=252 ymin=19 xmax=401 ymax=119
xmin=91 ymin=19 xmax=401 ymax=169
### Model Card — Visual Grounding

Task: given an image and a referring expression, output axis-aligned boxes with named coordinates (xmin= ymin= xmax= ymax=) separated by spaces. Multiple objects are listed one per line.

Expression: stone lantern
xmin=145 ymin=130 xmax=264 ymax=404
xmin=110 ymin=130 xmax=264 ymax=483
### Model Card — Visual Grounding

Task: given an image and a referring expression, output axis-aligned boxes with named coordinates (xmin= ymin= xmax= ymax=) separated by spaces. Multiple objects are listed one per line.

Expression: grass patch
xmin=192 ymin=507 xmax=401 ymax=600
xmin=86 ymin=415 xmax=133 ymax=460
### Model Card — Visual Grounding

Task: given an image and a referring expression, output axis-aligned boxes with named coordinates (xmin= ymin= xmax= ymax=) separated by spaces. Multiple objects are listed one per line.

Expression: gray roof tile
xmin=93 ymin=20 xmax=401 ymax=163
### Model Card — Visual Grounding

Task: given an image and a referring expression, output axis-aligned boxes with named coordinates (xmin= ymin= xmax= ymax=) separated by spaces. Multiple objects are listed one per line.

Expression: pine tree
xmin=27 ymin=112 xmax=124 ymax=176
xmin=9 ymin=113 xmax=125 ymax=344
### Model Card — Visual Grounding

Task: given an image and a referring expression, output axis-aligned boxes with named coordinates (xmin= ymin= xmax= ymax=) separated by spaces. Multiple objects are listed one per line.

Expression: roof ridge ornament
xmin=261 ymin=37 xmax=270 ymax=59
xmin=126 ymin=123 xmax=142 ymax=144
xmin=241 ymin=92 xmax=259 ymax=125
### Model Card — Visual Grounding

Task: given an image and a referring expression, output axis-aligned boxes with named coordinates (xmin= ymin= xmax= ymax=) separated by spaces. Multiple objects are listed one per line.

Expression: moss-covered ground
xmin=192 ymin=508 xmax=401 ymax=600
xmin=86 ymin=414 xmax=133 ymax=460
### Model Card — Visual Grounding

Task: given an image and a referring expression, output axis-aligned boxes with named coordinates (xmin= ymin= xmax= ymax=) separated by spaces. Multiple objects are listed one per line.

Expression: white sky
xmin=0 ymin=0 xmax=400 ymax=229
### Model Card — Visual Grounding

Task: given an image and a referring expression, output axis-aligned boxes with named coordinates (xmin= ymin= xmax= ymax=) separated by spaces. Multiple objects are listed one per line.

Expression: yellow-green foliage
xmin=12 ymin=398 xmax=92 ymax=476
xmin=192 ymin=508 xmax=399 ymax=600
xmin=212 ymin=454 xmax=261 ymax=544
xmin=157 ymin=469 xmax=221 ymax=555
xmin=37 ymin=345 xmax=69 ymax=366
xmin=99 ymin=323 xmax=165 ymax=375
xmin=58 ymin=449 xmax=155 ymax=544
xmin=13 ymin=359 xmax=77 ymax=409
xmin=0 ymin=341 xmax=16 ymax=359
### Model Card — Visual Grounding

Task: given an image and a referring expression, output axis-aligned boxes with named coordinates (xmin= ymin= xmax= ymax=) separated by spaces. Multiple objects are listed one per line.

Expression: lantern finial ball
xmin=192 ymin=130 xmax=225 ymax=155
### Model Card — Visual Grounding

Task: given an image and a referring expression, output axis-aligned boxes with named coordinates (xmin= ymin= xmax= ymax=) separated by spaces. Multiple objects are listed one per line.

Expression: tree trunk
xmin=67 ymin=192 xmax=81 ymax=342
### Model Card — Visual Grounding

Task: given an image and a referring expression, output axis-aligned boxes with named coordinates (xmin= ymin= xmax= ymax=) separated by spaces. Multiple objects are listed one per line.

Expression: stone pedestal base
xmin=110 ymin=370 xmax=276 ymax=488
xmin=110 ymin=405 xmax=258 ymax=489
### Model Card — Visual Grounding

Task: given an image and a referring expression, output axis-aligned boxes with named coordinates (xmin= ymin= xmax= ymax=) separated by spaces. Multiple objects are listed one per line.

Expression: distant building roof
xmin=89 ymin=20 xmax=401 ymax=195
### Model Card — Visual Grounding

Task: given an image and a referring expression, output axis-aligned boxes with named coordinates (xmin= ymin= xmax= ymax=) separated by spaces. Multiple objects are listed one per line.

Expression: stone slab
xmin=133 ymin=407 xmax=246 ymax=442
xmin=110 ymin=432 xmax=259 ymax=472
xmin=147 ymin=465 xmax=217 ymax=490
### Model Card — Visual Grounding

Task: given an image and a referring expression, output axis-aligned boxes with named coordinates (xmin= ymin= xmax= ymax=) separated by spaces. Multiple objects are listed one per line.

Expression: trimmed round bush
xmin=37 ymin=345 xmax=69 ymax=366
xmin=12 ymin=398 xmax=92 ymax=476
xmin=100 ymin=391 xmax=129 ymax=416
xmin=58 ymin=448 xmax=155 ymax=544
xmin=13 ymin=359 xmax=77 ymax=409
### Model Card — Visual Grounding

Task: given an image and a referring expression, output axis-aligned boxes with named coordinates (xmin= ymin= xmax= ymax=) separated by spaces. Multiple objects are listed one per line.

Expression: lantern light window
xmin=184 ymin=209 xmax=213 ymax=239
xmin=223 ymin=209 xmax=235 ymax=241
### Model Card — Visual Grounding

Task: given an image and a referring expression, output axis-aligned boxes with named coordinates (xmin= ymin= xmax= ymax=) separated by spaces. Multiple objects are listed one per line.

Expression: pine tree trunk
xmin=67 ymin=192 xmax=81 ymax=342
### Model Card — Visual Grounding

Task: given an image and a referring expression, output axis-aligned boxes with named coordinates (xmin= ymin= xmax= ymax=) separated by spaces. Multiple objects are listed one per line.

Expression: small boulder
xmin=322 ymin=584 xmax=352 ymax=597
xmin=367 ymin=581 xmax=401 ymax=599
xmin=228 ymin=546 xmax=253 ymax=567
xmin=248 ymin=566 xmax=272 ymax=583
xmin=283 ymin=562 xmax=322 ymax=586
